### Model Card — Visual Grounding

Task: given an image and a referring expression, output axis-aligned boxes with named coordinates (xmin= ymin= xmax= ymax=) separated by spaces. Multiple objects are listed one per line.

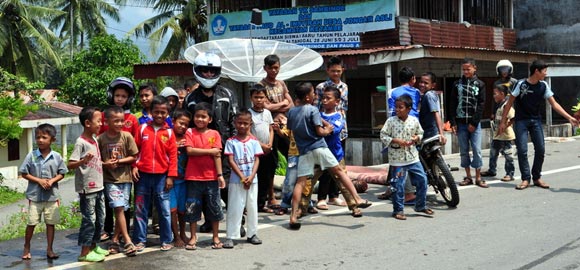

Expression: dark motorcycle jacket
xmin=449 ymin=75 xmax=486 ymax=127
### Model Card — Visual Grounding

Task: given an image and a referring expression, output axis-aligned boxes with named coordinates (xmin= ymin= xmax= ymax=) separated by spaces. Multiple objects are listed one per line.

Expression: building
xmin=134 ymin=0 xmax=580 ymax=165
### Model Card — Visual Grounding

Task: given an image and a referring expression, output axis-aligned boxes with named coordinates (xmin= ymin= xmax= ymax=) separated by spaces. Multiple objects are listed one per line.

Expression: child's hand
xmin=165 ymin=177 xmax=174 ymax=191
xmin=132 ymin=167 xmax=140 ymax=182
xmin=218 ymin=176 xmax=226 ymax=189
xmin=103 ymin=159 xmax=118 ymax=169
xmin=40 ymin=179 xmax=51 ymax=190
xmin=83 ymin=153 xmax=95 ymax=165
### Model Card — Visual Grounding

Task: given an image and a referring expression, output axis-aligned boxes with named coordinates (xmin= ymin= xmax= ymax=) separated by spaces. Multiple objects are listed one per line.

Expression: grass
xmin=0 ymin=186 xmax=25 ymax=207
xmin=0 ymin=201 xmax=82 ymax=242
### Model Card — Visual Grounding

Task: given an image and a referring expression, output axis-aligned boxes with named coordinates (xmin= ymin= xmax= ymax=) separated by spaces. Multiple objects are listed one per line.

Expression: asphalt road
xmin=2 ymin=137 xmax=580 ymax=270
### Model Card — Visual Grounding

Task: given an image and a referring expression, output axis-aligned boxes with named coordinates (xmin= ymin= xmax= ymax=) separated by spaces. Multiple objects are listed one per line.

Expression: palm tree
xmin=48 ymin=0 xmax=125 ymax=52
xmin=0 ymin=1 xmax=63 ymax=80
xmin=127 ymin=0 xmax=207 ymax=61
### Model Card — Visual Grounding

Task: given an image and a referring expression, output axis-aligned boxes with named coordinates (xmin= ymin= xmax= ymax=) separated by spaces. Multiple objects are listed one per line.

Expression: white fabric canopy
xmin=184 ymin=38 xmax=323 ymax=82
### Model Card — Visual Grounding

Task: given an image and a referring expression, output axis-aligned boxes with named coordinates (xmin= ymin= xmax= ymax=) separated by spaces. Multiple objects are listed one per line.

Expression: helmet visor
xmin=195 ymin=66 xmax=221 ymax=79
xmin=498 ymin=66 xmax=512 ymax=74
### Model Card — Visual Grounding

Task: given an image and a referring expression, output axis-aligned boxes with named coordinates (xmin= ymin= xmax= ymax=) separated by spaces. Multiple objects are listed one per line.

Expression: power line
xmin=105 ymin=25 xmax=166 ymax=43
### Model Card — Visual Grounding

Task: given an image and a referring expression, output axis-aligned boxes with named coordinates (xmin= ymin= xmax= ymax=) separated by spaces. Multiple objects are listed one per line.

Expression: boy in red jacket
xmin=131 ymin=96 xmax=177 ymax=252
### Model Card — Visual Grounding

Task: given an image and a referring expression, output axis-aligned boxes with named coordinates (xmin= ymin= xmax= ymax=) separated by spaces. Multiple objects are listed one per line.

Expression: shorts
xmin=105 ymin=183 xmax=132 ymax=211
xmin=297 ymin=147 xmax=339 ymax=177
xmin=184 ymin=181 xmax=223 ymax=223
xmin=28 ymin=200 xmax=60 ymax=226
xmin=170 ymin=179 xmax=186 ymax=213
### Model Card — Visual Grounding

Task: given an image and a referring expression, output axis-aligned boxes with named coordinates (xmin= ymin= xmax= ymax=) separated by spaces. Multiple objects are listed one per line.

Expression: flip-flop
xmin=46 ymin=253 xmax=60 ymax=260
xmin=315 ymin=201 xmax=329 ymax=210
xmin=211 ymin=242 xmax=223 ymax=249
xmin=356 ymin=199 xmax=372 ymax=209
xmin=21 ymin=254 xmax=31 ymax=260
xmin=185 ymin=243 xmax=197 ymax=250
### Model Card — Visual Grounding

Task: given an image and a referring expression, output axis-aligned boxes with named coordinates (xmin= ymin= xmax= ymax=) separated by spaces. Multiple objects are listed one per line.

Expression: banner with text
xmin=209 ymin=0 xmax=395 ymax=49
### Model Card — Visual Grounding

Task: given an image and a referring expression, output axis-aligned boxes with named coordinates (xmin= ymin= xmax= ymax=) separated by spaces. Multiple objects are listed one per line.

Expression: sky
xmin=106 ymin=4 xmax=169 ymax=61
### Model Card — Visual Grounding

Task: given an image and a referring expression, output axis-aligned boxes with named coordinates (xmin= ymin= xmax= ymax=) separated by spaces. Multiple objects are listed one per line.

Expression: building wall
xmin=514 ymin=0 xmax=580 ymax=54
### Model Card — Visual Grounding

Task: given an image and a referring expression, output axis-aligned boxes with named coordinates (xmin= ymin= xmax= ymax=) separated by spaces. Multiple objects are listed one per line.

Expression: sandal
xmin=328 ymin=198 xmax=347 ymax=206
xmin=100 ymin=233 xmax=110 ymax=242
xmin=211 ymin=241 xmax=223 ymax=249
xmin=123 ymin=243 xmax=137 ymax=257
xmin=160 ymin=243 xmax=173 ymax=251
xmin=392 ymin=212 xmax=407 ymax=220
xmin=289 ymin=222 xmax=302 ymax=230
xmin=351 ymin=208 xmax=363 ymax=218
xmin=459 ymin=177 xmax=473 ymax=186
xmin=377 ymin=190 xmax=392 ymax=200
xmin=515 ymin=180 xmax=530 ymax=190
xmin=258 ymin=206 xmax=274 ymax=213
xmin=185 ymin=242 xmax=197 ymax=250
xmin=356 ymin=199 xmax=372 ymax=209
xmin=108 ymin=242 xmax=120 ymax=255
xmin=501 ymin=175 xmax=514 ymax=182
xmin=415 ymin=208 xmax=435 ymax=215
xmin=475 ymin=179 xmax=489 ymax=188
xmin=21 ymin=253 xmax=31 ymax=260
xmin=46 ymin=252 xmax=60 ymax=260
xmin=533 ymin=180 xmax=550 ymax=189
xmin=307 ymin=206 xmax=318 ymax=214
xmin=275 ymin=208 xmax=289 ymax=215
xmin=316 ymin=201 xmax=329 ymax=210
xmin=135 ymin=242 xmax=146 ymax=252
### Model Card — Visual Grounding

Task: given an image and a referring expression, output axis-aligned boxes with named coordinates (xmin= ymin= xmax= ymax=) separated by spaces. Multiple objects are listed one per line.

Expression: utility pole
xmin=70 ymin=3 xmax=73 ymax=59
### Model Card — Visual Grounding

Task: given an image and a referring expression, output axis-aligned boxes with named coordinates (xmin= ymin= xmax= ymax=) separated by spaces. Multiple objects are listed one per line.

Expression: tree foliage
xmin=58 ymin=34 xmax=144 ymax=108
xmin=0 ymin=67 xmax=41 ymax=147
xmin=127 ymin=0 xmax=207 ymax=61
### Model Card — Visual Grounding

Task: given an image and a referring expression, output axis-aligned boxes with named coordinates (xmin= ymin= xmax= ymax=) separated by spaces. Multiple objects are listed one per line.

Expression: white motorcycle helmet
xmin=496 ymin=59 xmax=513 ymax=76
xmin=193 ymin=52 xmax=222 ymax=88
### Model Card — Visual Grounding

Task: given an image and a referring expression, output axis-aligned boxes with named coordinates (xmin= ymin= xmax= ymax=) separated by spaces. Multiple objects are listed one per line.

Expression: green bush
xmin=0 ymin=186 xmax=25 ymax=207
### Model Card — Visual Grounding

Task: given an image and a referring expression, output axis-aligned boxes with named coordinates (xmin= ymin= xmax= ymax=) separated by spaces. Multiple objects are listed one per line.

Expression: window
xmin=400 ymin=0 xmax=460 ymax=22
xmin=8 ymin=139 xmax=19 ymax=161
xmin=463 ymin=0 xmax=511 ymax=27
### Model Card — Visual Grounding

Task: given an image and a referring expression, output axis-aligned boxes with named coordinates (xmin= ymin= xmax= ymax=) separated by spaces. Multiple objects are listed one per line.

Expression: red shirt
xmin=134 ymin=123 xmax=177 ymax=177
xmin=184 ymin=128 xmax=222 ymax=181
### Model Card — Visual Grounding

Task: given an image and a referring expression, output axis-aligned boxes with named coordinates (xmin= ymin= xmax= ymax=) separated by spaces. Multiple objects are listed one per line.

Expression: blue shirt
xmin=19 ymin=149 xmax=68 ymax=202
xmin=419 ymin=90 xmax=441 ymax=139
xmin=138 ymin=109 xmax=173 ymax=128
xmin=321 ymin=111 xmax=345 ymax=161
xmin=388 ymin=85 xmax=421 ymax=117
xmin=287 ymin=104 xmax=327 ymax=155
xmin=224 ymin=136 xmax=264 ymax=184
xmin=512 ymin=79 xmax=554 ymax=120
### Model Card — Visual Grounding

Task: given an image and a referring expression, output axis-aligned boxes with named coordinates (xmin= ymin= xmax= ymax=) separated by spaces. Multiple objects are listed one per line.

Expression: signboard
xmin=209 ymin=0 xmax=395 ymax=49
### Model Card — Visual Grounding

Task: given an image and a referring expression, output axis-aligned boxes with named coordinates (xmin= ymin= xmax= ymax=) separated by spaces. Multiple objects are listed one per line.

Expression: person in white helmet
xmin=183 ymin=52 xmax=240 ymax=234
xmin=490 ymin=60 xmax=519 ymax=120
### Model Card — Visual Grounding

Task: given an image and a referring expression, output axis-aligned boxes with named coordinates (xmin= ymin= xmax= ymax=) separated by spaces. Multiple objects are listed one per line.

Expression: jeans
xmin=457 ymin=123 xmax=483 ymax=169
xmin=78 ymin=191 xmax=105 ymax=247
xmin=391 ymin=162 xmax=428 ymax=213
xmin=133 ymin=172 xmax=173 ymax=245
xmin=488 ymin=140 xmax=515 ymax=177
xmin=281 ymin=156 xmax=298 ymax=208
xmin=514 ymin=119 xmax=545 ymax=181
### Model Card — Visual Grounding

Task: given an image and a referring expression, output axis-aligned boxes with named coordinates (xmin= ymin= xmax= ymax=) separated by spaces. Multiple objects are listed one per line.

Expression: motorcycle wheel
xmin=433 ymin=156 xmax=460 ymax=207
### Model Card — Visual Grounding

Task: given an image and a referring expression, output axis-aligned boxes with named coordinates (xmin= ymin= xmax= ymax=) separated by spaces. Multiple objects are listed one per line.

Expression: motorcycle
xmin=418 ymin=135 xmax=459 ymax=207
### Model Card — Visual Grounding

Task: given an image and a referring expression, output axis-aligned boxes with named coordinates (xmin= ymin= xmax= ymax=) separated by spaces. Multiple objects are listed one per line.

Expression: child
xmin=248 ymin=84 xmax=276 ymax=213
xmin=183 ymin=102 xmax=225 ymax=250
xmin=287 ymin=82 xmax=371 ymax=230
xmin=319 ymin=86 xmax=361 ymax=217
xmin=97 ymin=106 xmax=139 ymax=256
xmin=380 ymin=95 xmax=433 ymax=220
xmin=481 ymin=85 xmax=515 ymax=181
xmin=176 ymin=88 xmax=188 ymax=109
xmin=223 ymin=109 xmax=264 ymax=249
xmin=160 ymin=86 xmax=179 ymax=113
xmin=259 ymin=54 xmax=293 ymax=176
xmin=19 ymin=123 xmax=68 ymax=260
xmin=418 ymin=72 xmax=447 ymax=144
xmin=136 ymin=83 xmax=158 ymax=125
xmin=68 ymin=107 xmax=109 ymax=262
xmin=99 ymin=77 xmax=139 ymax=242
xmin=100 ymin=77 xmax=140 ymax=137
xmin=450 ymin=58 xmax=487 ymax=188
xmin=131 ymin=96 xmax=177 ymax=252
xmin=169 ymin=108 xmax=191 ymax=248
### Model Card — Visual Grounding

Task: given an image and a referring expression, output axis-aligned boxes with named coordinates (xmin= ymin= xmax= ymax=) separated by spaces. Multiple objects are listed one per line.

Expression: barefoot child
xmin=184 ymin=102 xmax=226 ymax=250
xmin=68 ymin=107 xmax=109 ymax=262
xmin=19 ymin=123 xmax=68 ymax=260
xmin=97 ymin=106 xmax=139 ymax=256
xmin=170 ymin=109 xmax=191 ymax=248
xmin=223 ymin=109 xmax=264 ymax=249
